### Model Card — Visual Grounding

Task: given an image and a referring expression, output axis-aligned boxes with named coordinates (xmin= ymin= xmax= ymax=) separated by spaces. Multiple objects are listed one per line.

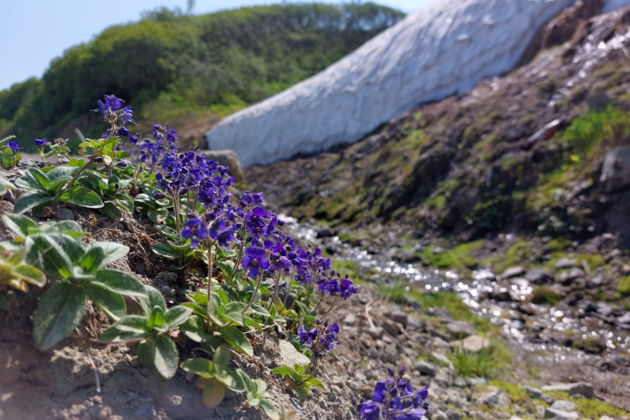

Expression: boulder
xmin=542 ymin=382 xmax=594 ymax=398
xmin=526 ymin=268 xmax=554 ymax=284
xmin=204 ymin=150 xmax=246 ymax=184
xmin=544 ymin=407 xmax=579 ymax=420
xmin=472 ymin=386 xmax=510 ymax=408
xmin=600 ymin=146 xmax=630 ymax=192
xmin=502 ymin=266 xmax=526 ymax=279
xmin=451 ymin=335 xmax=491 ymax=353
xmin=551 ymin=400 xmax=577 ymax=412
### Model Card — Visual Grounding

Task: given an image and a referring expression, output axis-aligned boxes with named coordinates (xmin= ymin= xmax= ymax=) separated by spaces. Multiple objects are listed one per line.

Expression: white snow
xmin=207 ymin=0 xmax=630 ymax=168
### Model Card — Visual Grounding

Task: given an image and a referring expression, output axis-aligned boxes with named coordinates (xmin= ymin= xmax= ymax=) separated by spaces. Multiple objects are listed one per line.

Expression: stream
xmin=281 ymin=215 xmax=630 ymax=361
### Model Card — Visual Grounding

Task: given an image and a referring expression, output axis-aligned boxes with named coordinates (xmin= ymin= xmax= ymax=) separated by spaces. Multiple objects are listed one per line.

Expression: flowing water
xmin=281 ymin=215 xmax=630 ymax=359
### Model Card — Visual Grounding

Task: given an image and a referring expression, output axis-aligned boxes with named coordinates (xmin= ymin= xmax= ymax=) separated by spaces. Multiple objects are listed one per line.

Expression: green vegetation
xmin=420 ymin=240 xmax=484 ymax=269
xmin=526 ymin=106 xmax=630 ymax=235
xmin=617 ymin=275 xmax=630 ymax=297
xmin=488 ymin=379 xmax=529 ymax=404
xmin=546 ymin=391 xmax=630 ymax=418
xmin=0 ymin=3 xmax=403 ymax=147
xmin=449 ymin=347 xmax=499 ymax=378
xmin=531 ymin=286 xmax=560 ymax=305
xmin=484 ymin=239 xmax=536 ymax=273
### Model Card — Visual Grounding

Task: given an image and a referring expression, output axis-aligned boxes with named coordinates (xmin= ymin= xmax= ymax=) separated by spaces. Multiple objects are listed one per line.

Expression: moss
xmin=531 ymin=287 xmax=560 ymax=305
xmin=576 ymin=254 xmax=606 ymax=270
xmin=331 ymin=259 xmax=361 ymax=282
xmin=420 ymin=240 xmax=484 ymax=269
xmin=546 ymin=391 xmax=630 ymax=417
xmin=616 ymin=275 xmax=630 ymax=297
xmin=411 ymin=290 xmax=494 ymax=333
xmin=488 ymin=380 xmax=528 ymax=404
xmin=572 ymin=337 xmax=605 ymax=354
xmin=484 ymin=239 xmax=536 ymax=273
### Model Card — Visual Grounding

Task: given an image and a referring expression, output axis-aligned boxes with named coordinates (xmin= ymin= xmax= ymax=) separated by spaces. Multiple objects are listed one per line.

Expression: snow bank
xmin=207 ymin=0 xmax=630 ymax=167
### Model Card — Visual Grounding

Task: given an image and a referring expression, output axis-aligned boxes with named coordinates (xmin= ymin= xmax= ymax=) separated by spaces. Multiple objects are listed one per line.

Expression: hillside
xmin=0 ymin=3 xmax=403 ymax=149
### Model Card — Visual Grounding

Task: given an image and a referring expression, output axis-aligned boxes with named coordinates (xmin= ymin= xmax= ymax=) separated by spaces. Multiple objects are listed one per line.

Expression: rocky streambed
xmin=281 ymin=215 xmax=630 ymax=416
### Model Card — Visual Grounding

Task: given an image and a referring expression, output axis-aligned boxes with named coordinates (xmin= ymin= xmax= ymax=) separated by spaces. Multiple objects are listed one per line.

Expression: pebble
xmin=551 ymin=400 xmax=577 ymax=412
xmin=414 ymin=360 xmax=437 ymax=377
xmin=343 ymin=313 xmax=357 ymax=325
xmin=384 ymin=310 xmax=408 ymax=328
xmin=446 ymin=320 xmax=476 ymax=339
xmin=544 ymin=407 xmax=578 ymax=419
xmin=558 ymin=268 xmax=584 ymax=284
xmin=366 ymin=326 xmax=384 ymax=340
xmin=472 ymin=386 xmax=510 ymax=408
xmin=502 ymin=266 xmax=526 ymax=279
xmin=526 ymin=268 xmax=553 ymax=284
xmin=555 ymin=258 xmax=578 ymax=269
xmin=382 ymin=320 xmax=401 ymax=336
xmin=524 ymin=385 xmax=555 ymax=404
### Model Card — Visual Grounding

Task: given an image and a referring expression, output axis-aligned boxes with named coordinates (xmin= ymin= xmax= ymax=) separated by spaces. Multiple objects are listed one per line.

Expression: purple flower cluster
xmin=359 ymin=368 xmax=429 ymax=420
xmin=318 ymin=275 xmax=358 ymax=299
xmin=6 ymin=141 xmax=20 ymax=152
xmin=297 ymin=319 xmax=339 ymax=359
xmin=95 ymin=94 xmax=133 ymax=127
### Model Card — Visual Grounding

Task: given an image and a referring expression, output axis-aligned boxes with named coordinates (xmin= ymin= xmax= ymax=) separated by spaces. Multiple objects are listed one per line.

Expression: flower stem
xmin=241 ymin=273 xmax=262 ymax=315
xmin=206 ymin=241 xmax=214 ymax=327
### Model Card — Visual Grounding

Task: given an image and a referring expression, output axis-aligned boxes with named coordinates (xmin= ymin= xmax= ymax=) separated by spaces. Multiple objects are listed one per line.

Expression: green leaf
xmin=181 ymin=357 xmax=215 ymax=379
xmin=13 ymin=191 xmax=53 ymax=214
xmin=100 ymin=203 xmax=122 ymax=218
xmin=259 ymin=400 xmax=280 ymax=420
xmin=165 ymin=305 xmax=192 ymax=328
xmin=154 ymin=224 xmax=178 ymax=239
xmin=95 ymin=269 xmax=146 ymax=297
xmin=79 ymin=246 xmax=106 ymax=273
xmin=84 ymin=281 xmax=126 ymax=319
xmin=151 ymin=242 xmax=182 ymax=260
xmin=46 ymin=166 xmax=76 ymax=190
xmin=100 ymin=315 xmax=149 ymax=341
xmin=13 ymin=264 xmax=46 ymax=287
xmin=60 ymin=186 xmax=103 ymax=208
xmin=89 ymin=242 xmax=129 ymax=267
xmin=213 ymin=344 xmax=231 ymax=370
xmin=27 ymin=234 xmax=76 ymax=280
xmin=1 ymin=213 xmax=38 ymax=237
xmin=271 ymin=366 xmax=295 ymax=377
xmin=138 ymin=285 xmax=166 ymax=315
xmin=15 ymin=167 xmax=49 ymax=190
xmin=218 ymin=325 xmax=253 ymax=356
xmin=33 ymin=283 xmax=86 ymax=350
xmin=138 ymin=336 xmax=178 ymax=379
xmin=147 ymin=306 xmax=166 ymax=330
xmin=40 ymin=220 xmax=83 ymax=238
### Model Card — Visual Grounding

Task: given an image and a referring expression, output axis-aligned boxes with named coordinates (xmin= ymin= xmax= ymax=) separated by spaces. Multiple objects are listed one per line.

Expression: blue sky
xmin=0 ymin=0 xmax=436 ymax=91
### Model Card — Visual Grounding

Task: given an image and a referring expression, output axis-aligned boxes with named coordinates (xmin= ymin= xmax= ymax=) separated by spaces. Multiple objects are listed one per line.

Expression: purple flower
xmin=6 ymin=141 xmax=20 ymax=152
xmin=358 ymin=368 xmax=429 ymax=420
xmin=118 ymin=127 xmax=130 ymax=137
xmin=34 ymin=138 xmax=48 ymax=146
xmin=296 ymin=319 xmax=339 ymax=359
xmin=242 ymin=246 xmax=269 ymax=278
xmin=182 ymin=217 xmax=208 ymax=247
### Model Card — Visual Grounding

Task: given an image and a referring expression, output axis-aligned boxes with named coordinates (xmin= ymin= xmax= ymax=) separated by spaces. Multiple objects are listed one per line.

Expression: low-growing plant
xmin=101 ymin=285 xmax=191 ymax=378
xmin=13 ymin=166 xmax=104 ymax=213
xmin=0 ymin=135 xmax=21 ymax=169
xmin=272 ymin=364 xmax=325 ymax=399
xmin=0 ymin=247 xmax=45 ymax=293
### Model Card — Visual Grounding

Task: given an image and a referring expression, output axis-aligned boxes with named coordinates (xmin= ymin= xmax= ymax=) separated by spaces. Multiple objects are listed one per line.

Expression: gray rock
xmin=451 ymin=335 xmax=490 ymax=353
xmin=435 ymin=368 xmax=453 ymax=387
xmin=502 ymin=266 xmax=526 ymax=279
xmin=524 ymin=385 xmax=555 ymax=404
xmin=446 ymin=320 xmax=476 ymax=339
xmin=385 ymin=309 xmax=409 ymax=328
xmin=277 ymin=340 xmax=310 ymax=366
xmin=431 ymin=352 xmax=454 ymax=369
xmin=343 ymin=313 xmax=357 ymax=325
xmin=382 ymin=320 xmax=401 ymax=336
xmin=467 ymin=377 xmax=487 ymax=387
xmin=542 ymin=382 xmax=594 ymax=398
xmin=544 ymin=407 xmax=578 ymax=419
xmin=204 ymin=150 xmax=246 ymax=184
xmin=600 ymin=146 xmax=630 ymax=192
xmin=526 ymin=268 xmax=553 ymax=284
xmin=55 ymin=208 xmax=75 ymax=221
xmin=367 ymin=326 xmax=384 ymax=339
xmin=555 ymin=257 xmax=578 ymax=269
xmin=617 ymin=312 xmax=630 ymax=325
xmin=588 ymin=275 xmax=605 ymax=287
xmin=558 ymin=267 xmax=584 ymax=284
xmin=472 ymin=386 xmax=510 ymax=408
xmin=415 ymin=360 xmax=437 ymax=377
xmin=551 ymin=400 xmax=577 ymax=412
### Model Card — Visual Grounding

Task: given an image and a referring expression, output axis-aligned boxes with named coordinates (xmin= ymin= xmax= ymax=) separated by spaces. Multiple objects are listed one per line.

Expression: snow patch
xmin=207 ymin=0 xmax=630 ymax=168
